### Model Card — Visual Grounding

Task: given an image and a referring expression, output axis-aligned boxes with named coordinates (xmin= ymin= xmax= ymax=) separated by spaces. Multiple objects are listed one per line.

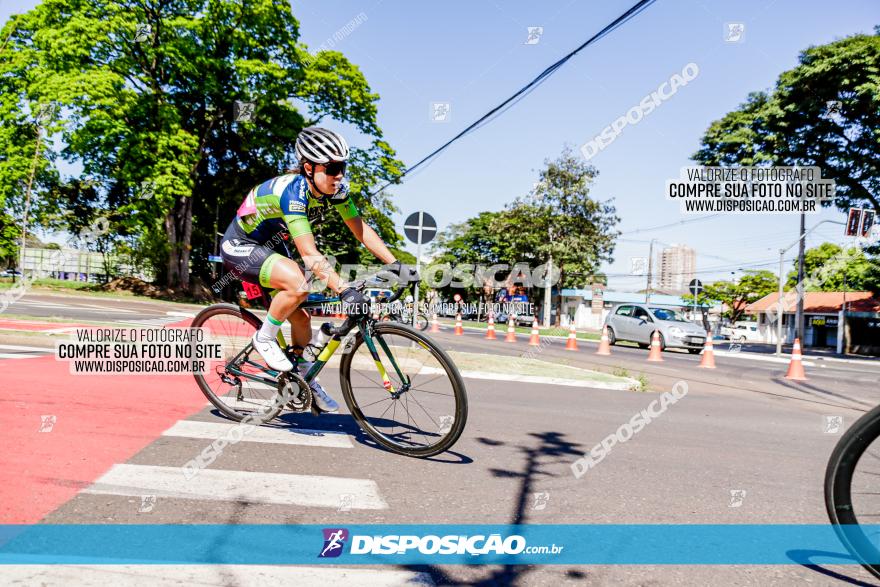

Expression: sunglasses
xmin=320 ymin=161 xmax=347 ymax=176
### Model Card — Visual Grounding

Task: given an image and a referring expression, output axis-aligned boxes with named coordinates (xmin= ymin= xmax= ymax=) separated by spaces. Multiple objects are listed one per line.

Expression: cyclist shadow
xmin=788 ymin=549 xmax=877 ymax=586
xmin=404 ymin=430 xmax=588 ymax=586
xmin=268 ymin=410 xmax=473 ymax=464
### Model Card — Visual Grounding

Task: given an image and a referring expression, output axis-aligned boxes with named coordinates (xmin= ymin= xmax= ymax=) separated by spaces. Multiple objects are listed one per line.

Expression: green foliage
xmin=693 ymin=30 xmax=880 ymax=214
xmin=428 ymin=148 xmax=619 ymax=306
xmin=0 ymin=0 xmax=403 ymax=288
xmin=697 ymin=270 xmax=779 ymax=322
xmin=785 ymin=242 xmax=880 ymax=291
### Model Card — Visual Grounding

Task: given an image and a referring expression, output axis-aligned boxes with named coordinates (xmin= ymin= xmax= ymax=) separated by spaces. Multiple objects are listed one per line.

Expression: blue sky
xmin=2 ymin=0 xmax=878 ymax=289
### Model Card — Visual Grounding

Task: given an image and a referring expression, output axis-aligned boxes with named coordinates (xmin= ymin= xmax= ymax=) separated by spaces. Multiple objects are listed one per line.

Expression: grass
xmin=444 ymin=350 xmax=631 ymax=385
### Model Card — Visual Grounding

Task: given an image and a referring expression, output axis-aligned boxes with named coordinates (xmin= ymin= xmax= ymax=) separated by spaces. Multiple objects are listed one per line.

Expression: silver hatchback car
xmin=604 ymin=303 xmax=707 ymax=354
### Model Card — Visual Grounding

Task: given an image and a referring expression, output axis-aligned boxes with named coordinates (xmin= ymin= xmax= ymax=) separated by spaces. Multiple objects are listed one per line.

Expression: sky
xmin=2 ymin=0 xmax=878 ymax=290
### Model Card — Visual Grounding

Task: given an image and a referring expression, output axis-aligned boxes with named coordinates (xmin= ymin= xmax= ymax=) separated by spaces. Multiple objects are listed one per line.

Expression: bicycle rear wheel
xmin=825 ymin=403 xmax=880 ymax=580
xmin=191 ymin=304 xmax=286 ymax=423
xmin=339 ymin=322 xmax=467 ymax=457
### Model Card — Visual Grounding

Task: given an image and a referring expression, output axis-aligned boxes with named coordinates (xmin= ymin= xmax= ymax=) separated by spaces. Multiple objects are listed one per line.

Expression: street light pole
xmin=774 ymin=219 xmax=845 ymax=356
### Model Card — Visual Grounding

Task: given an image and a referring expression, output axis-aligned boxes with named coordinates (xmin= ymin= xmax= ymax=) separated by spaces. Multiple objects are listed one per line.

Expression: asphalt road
xmin=3 ymin=292 xmax=880 ymax=585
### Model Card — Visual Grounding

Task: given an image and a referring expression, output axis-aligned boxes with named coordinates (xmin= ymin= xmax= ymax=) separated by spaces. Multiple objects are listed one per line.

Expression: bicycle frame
xmin=230 ymin=290 xmax=411 ymax=397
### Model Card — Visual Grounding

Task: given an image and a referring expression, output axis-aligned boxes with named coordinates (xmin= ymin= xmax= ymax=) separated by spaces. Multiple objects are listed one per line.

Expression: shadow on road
xmin=403 ymin=430 xmax=589 ymax=586
xmin=788 ymin=549 xmax=877 ymax=586
xmin=771 ymin=377 xmax=874 ymax=411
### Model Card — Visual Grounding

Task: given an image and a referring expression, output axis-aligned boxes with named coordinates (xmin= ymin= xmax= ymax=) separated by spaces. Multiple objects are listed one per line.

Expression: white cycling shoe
xmin=298 ymin=361 xmax=339 ymax=413
xmin=251 ymin=333 xmax=293 ymax=372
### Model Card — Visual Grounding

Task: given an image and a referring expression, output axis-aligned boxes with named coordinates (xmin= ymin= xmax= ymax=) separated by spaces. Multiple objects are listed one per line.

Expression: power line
xmin=618 ymin=214 xmax=722 ymax=236
xmin=367 ymin=0 xmax=659 ymax=197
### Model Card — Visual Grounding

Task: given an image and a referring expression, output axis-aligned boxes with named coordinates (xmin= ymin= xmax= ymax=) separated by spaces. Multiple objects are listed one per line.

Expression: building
xmin=745 ymin=291 xmax=880 ymax=356
xmin=560 ymin=287 xmax=720 ymax=330
xmin=20 ymin=247 xmax=152 ymax=282
xmin=658 ymin=244 xmax=696 ymax=293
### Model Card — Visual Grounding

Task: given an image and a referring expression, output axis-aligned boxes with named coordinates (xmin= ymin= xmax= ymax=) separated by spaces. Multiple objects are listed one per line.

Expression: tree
xmin=0 ymin=0 xmax=403 ymax=290
xmin=785 ymin=242 xmax=880 ymax=291
xmin=696 ymin=270 xmax=778 ymax=323
xmin=493 ymin=147 xmax=619 ymax=324
xmin=693 ymin=28 xmax=880 ymax=214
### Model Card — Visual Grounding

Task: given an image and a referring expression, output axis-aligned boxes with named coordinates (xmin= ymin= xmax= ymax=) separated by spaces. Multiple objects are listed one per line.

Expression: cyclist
xmin=220 ymin=127 xmax=408 ymax=412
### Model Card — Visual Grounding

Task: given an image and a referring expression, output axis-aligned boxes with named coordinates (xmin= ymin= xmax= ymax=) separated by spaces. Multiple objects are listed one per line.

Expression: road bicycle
xmin=378 ymin=300 xmax=429 ymax=331
xmin=190 ymin=278 xmax=467 ymax=457
xmin=825 ymin=404 xmax=880 ymax=579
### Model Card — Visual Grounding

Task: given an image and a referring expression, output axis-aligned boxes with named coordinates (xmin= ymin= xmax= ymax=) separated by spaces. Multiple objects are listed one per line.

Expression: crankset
xmin=279 ymin=371 xmax=313 ymax=413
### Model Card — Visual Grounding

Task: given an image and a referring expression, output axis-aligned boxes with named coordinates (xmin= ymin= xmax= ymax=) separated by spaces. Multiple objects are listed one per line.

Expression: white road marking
xmin=69 ymin=304 xmax=138 ymax=313
xmin=83 ymin=464 xmax=388 ymax=509
xmin=0 ymin=345 xmax=51 ymax=360
xmin=162 ymin=420 xmax=352 ymax=448
xmin=0 ymin=565 xmax=434 ymax=586
xmin=0 ymin=344 xmax=52 ymax=352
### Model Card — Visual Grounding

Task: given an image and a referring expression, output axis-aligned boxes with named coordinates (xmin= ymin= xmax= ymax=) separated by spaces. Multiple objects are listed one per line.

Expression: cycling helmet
xmin=295 ymin=127 xmax=349 ymax=165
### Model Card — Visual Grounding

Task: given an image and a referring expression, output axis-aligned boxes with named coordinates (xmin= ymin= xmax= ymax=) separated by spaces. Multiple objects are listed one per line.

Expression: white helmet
xmin=295 ymin=127 xmax=349 ymax=164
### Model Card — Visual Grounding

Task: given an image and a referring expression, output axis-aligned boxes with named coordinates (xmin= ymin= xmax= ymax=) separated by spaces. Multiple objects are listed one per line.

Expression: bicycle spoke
xmin=344 ymin=325 xmax=461 ymax=453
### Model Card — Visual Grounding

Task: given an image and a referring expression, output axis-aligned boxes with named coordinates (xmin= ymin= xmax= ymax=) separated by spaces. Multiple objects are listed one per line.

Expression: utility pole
xmin=795 ymin=212 xmax=806 ymax=342
xmin=645 ymin=239 xmax=655 ymax=304
xmin=774 ymin=219 xmax=844 ymax=356
xmin=19 ymin=119 xmax=45 ymax=277
xmin=543 ymin=226 xmax=553 ymax=328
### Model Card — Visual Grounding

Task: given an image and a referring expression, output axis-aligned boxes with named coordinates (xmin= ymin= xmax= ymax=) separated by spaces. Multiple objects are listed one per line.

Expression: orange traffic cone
xmin=647 ymin=330 xmax=664 ymax=362
xmin=596 ymin=325 xmax=612 ymax=355
xmin=454 ymin=313 xmax=464 ymax=336
xmin=565 ymin=322 xmax=578 ymax=351
xmin=528 ymin=319 xmax=541 ymax=346
xmin=784 ymin=337 xmax=808 ymax=381
xmin=698 ymin=331 xmax=716 ymax=368
xmin=430 ymin=313 xmax=440 ymax=333
xmin=505 ymin=316 xmax=517 ymax=342
xmin=485 ymin=311 xmax=497 ymax=340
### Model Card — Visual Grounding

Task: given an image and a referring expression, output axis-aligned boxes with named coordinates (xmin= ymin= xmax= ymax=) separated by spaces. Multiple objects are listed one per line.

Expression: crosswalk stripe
xmin=162 ymin=420 xmax=353 ymax=448
xmin=0 ymin=565 xmax=435 ymax=586
xmin=0 ymin=344 xmax=51 ymax=352
xmin=83 ymin=464 xmax=388 ymax=509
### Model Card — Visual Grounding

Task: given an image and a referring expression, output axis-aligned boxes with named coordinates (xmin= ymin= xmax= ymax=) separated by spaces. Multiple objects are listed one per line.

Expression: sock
xmin=256 ymin=312 xmax=284 ymax=343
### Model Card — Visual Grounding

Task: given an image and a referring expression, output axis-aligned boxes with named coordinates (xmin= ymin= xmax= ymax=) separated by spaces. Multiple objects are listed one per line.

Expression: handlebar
xmin=320 ymin=280 xmax=411 ymax=337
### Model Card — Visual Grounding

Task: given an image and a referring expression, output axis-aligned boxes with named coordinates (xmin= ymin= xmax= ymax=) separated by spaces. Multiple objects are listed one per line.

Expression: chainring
xmin=280 ymin=372 xmax=313 ymax=413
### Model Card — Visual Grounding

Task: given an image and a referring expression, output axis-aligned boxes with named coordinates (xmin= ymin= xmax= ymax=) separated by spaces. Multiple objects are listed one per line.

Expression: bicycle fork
xmin=362 ymin=327 xmax=410 ymax=395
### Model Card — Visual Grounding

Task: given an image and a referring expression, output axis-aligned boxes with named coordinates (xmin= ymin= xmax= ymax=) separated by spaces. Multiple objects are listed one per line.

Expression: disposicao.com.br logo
xmin=318 ymin=528 xmax=563 ymax=557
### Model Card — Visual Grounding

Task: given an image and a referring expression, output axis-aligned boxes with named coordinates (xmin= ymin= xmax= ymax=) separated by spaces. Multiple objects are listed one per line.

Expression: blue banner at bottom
xmin=0 ymin=524 xmax=876 ymax=565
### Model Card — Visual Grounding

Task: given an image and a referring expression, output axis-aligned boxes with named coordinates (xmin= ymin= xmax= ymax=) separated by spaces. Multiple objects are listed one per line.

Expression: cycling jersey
xmin=235 ymin=172 xmax=359 ymax=243
xmin=220 ymin=173 xmax=359 ymax=287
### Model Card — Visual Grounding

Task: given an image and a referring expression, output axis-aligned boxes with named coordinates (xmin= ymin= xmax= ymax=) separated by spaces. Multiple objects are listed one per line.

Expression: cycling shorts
xmin=219 ymin=220 xmax=292 ymax=288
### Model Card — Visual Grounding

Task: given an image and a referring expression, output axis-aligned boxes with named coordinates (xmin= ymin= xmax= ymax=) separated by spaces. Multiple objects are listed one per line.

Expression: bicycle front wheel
xmin=339 ymin=322 xmax=467 ymax=457
xmin=191 ymin=304 xmax=286 ymax=424
xmin=825 ymin=403 xmax=880 ymax=580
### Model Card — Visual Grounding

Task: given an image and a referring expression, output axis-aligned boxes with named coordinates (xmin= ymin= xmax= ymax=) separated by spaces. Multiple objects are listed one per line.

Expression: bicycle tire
xmin=414 ymin=314 xmax=429 ymax=331
xmin=339 ymin=322 xmax=468 ymax=457
xmin=191 ymin=304 xmax=286 ymax=424
xmin=824 ymin=403 xmax=880 ymax=580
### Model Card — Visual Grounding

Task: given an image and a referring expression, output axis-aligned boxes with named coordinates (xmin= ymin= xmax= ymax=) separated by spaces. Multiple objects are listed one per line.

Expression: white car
xmin=728 ymin=322 xmax=762 ymax=343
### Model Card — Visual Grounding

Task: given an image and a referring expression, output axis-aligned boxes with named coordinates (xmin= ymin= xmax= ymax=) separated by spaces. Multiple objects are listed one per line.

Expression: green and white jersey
xmin=235 ymin=173 xmax=359 ymax=243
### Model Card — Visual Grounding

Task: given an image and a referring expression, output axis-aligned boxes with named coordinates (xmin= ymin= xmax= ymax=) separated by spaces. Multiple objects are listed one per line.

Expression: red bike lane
xmin=0 ymin=319 xmax=208 ymax=523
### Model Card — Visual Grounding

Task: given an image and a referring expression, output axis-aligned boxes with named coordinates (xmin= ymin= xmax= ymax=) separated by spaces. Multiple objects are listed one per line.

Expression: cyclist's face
xmin=308 ymin=161 xmax=345 ymax=194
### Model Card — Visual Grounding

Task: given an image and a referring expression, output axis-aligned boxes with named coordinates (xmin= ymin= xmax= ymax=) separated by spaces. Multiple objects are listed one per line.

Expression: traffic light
xmin=846 ymin=208 xmax=862 ymax=237
xmin=861 ymin=209 xmax=875 ymax=237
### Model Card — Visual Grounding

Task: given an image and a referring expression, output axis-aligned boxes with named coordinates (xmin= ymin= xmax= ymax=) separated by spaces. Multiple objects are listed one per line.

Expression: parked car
xmin=2 ymin=268 xmax=22 ymax=277
xmin=604 ymin=303 xmax=707 ymax=354
xmin=728 ymin=321 xmax=762 ymax=343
